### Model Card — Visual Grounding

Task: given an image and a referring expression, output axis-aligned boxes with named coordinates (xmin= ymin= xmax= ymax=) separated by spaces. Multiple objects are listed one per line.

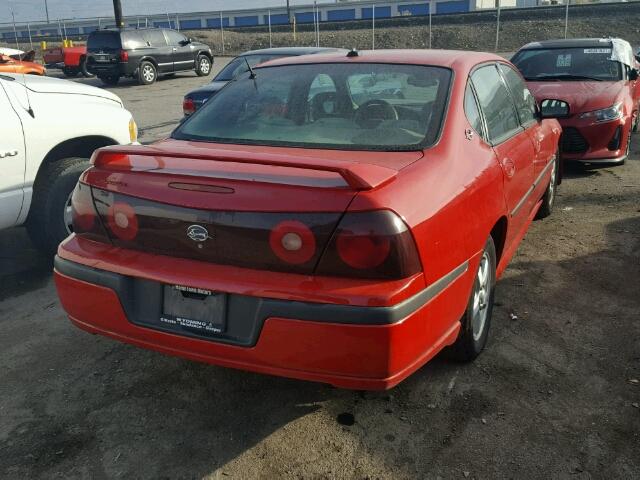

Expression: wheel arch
xmin=489 ymin=216 xmax=508 ymax=265
xmin=196 ymin=50 xmax=213 ymax=61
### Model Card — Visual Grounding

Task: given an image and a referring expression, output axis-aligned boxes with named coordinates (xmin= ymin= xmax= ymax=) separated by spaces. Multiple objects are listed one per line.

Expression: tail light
xmin=106 ymin=202 xmax=139 ymax=241
xmin=316 ymin=210 xmax=422 ymax=279
xmin=183 ymin=97 xmax=196 ymax=116
xmin=70 ymin=182 xmax=110 ymax=243
xmin=119 ymin=50 xmax=129 ymax=62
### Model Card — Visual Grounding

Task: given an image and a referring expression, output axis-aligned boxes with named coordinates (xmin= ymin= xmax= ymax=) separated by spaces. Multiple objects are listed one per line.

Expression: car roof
xmin=519 ymin=38 xmax=616 ymax=50
xmin=239 ymin=47 xmax=345 ymax=57
xmin=256 ymin=49 xmax=505 ymax=71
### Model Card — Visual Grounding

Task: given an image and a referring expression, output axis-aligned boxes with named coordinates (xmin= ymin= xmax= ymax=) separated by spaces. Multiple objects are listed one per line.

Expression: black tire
xmin=62 ymin=66 xmax=79 ymax=78
xmin=138 ymin=60 xmax=157 ymax=85
xmin=195 ymin=54 xmax=212 ymax=77
xmin=535 ymin=153 xmax=558 ymax=219
xmin=26 ymin=158 xmax=89 ymax=256
xmin=80 ymin=56 xmax=94 ymax=78
xmin=99 ymin=74 xmax=119 ymax=86
xmin=448 ymin=236 xmax=496 ymax=362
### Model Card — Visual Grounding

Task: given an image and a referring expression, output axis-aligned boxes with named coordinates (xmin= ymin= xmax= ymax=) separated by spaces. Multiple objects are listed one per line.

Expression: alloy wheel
xmin=472 ymin=251 xmax=492 ymax=341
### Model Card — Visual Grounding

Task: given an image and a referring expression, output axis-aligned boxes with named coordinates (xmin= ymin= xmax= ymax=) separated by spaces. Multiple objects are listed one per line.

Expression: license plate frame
xmin=160 ymin=285 xmax=226 ymax=336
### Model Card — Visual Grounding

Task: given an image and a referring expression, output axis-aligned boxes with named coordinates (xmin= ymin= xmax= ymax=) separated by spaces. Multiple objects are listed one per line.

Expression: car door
xmin=0 ymin=79 xmax=26 ymax=230
xmin=142 ymin=29 xmax=173 ymax=73
xmin=497 ymin=63 xmax=553 ymax=179
xmin=470 ymin=63 xmax=536 ymax=241
xmin=164 ymin=30 xmax=195 ymax=72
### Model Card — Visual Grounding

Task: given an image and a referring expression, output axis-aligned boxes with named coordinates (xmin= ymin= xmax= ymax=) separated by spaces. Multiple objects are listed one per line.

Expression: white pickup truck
xmin=0 ymin=73 xmax=136 ymax=254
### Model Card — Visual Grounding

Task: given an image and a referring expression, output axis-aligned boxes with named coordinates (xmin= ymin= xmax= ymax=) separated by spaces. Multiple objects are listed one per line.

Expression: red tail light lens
xmin=120 ymin=50 xmax=129 ymax=62
xmin=183 ymin=97 xmax=196 ymax=116
xmin=106 ymin=202 xmax=139 ymax=241
xmin=316 ymin=210 xmax=422 ymax=279
xmin=269 ymin=220 xmax=316 ymax=265
xmin=70 ymin=182 xmax=110 ymax=243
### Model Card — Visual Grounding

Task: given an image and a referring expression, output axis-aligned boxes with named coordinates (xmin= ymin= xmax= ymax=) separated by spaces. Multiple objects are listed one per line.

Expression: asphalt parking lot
xmin=1 ymin=60 xmax=639 ymax=479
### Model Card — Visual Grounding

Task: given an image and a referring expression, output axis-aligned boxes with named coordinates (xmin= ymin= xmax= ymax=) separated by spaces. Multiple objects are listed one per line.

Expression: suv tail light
xmin=70 ymin=182 xmax=110 ymax=243
xmin=119 ymin=50 xmax=129 ymax=62
xmin=183 ymin=97 xmax=196 ymax=116
xmin=316 ymin=210 xmax=422 ymax=279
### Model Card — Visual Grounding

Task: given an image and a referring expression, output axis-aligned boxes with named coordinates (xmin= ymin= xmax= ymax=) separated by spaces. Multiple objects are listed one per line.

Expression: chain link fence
xmin=1 ymin=1 xmax=638 ymax=57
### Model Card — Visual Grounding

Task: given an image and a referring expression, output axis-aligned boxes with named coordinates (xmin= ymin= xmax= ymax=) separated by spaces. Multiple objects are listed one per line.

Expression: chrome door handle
xmin=0 ymin=149 xmax=18 ymax=158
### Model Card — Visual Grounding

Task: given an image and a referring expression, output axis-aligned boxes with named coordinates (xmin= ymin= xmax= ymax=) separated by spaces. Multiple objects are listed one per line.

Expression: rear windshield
xmin=512 ymin=47 xmax=623 ymax=81
xmin=175 ymin=63 xmax=452 ymax=151
xmin=215 ymin=54 xmax=288 ymax=82
xmin=87 ymin=32 xmax=122 ymax=51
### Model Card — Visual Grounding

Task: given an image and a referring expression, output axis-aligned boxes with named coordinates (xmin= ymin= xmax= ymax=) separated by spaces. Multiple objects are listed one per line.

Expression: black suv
xmin=86 ymin=28 xmax=213 ymax=86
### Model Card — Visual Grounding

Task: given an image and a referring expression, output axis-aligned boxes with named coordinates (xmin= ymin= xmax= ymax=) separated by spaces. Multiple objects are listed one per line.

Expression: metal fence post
xmin=372 ymin=4 xmax=375 ymax=50
xmin=564 ymin=0 xmax=569 ymax=39
xmin=176 ymin=13 xmax=180 ymax=31
xmin=11 ymin=11 xmax=20 ymax=50
xmin=220 ymin=12 xmax=225 ymax=56
xmin=268 ymin=10 xmax=272 ymax=48
xmin=429 ymin=2 xmax=432 ymax=49
xmin=27 ymin=23 xmax=33 ymax=50
xmin=495 ymin=0 xmax=501 ymax=52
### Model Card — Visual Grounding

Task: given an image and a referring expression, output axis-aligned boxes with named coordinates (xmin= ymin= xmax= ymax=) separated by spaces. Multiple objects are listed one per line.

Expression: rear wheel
xmin=26 ymin=158 xmax=89 ymax=255
xmin=535 ymin=153 xmax=558 ymax=219
xmin=62 ymin=66 xmax=79 ymax=77
xmin=448 ymin=236 xmax=496 ymax=362
xmin=80 ymin=56 xmax=94 ymax=78
xmin=99 ymin=74 xmax=119 ymax=86
xmin=138 ymin=61 xmax=157 ymax=85
xmin=195 ymin=55 xmax=211 ymax=77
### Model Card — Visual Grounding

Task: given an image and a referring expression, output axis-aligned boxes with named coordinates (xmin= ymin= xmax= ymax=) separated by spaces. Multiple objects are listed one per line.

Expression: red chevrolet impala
xmin=54 ymin=50 xmax=563 ymax=389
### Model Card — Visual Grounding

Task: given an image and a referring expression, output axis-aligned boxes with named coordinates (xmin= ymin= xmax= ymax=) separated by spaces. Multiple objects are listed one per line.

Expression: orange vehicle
xmin=0 ymin=54 xmax=46 ymax=75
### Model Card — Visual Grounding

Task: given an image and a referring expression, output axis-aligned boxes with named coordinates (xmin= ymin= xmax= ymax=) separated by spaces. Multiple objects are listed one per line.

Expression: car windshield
xmin=175 ymin=63 xmax=452 ymax=151
xmin=512 ymin=47 xmax=623 ymax=81
xmin=214 ymin=54 xmax=288 ymax=81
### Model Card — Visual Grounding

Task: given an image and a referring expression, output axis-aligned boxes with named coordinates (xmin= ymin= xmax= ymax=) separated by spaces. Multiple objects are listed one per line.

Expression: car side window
xmin=142 ymin=30 xmax=167 ymax=47
xmin=470 ymin=64 xmax=521 ymax=144
xmin=165 ymin=30 xmax=187 ymax=46
xmin=464 ymin=82 xmax=485 ymax=140
xmin=498 ymin=64 xmax=537 ymax=126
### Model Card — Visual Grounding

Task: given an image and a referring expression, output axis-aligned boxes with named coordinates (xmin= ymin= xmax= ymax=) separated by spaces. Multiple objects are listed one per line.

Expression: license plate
xmin=160 ymin=285 xmax=226 ymax=336
xmin=94 ymin=54 xmax=111 ymax=62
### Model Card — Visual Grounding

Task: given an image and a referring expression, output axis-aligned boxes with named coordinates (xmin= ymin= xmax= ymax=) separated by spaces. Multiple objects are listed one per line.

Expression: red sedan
xmin=55 ymin=50 xmax=563 ymax=390
xmin=512 ymin=38 xmax=640 ymax=165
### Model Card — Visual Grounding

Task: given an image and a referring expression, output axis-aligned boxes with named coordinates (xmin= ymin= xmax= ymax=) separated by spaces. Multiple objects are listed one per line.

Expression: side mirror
xmin=539 ymin=99 xmax=570 ymax=119
xmin=629 ymin=69 xmax=639 ymax=81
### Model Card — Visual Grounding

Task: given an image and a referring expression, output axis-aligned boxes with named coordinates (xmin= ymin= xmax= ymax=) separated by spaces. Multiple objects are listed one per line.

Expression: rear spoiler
xmin=91 ymin=145 xmax=398 ymax=191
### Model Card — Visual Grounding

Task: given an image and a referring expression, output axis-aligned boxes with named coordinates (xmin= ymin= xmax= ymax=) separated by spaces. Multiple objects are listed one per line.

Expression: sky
xmin=1 ymin=0 xmax=344 ymax=24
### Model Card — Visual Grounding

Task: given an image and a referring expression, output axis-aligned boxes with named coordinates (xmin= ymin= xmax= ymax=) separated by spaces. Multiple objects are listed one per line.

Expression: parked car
xmin=0 ymin=54 xmax=45 ymax=75
xmin=86 ymin=28 xmax=213 ymax=86
xmin=43 ymin=45 xmax=93 ymax=78
xmin=0 ymin=72 xmax=137 ymax=254
xmin=183 ymin=47 xmax=345 ymax=116
xmin=55 ymin=50 xmax=563 ymax=390
xmin=512 ymin=38 xmax=640 ymax=165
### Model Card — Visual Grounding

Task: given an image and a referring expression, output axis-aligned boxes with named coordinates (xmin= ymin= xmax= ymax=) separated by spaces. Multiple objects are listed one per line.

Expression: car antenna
xmin=10 ymin=10 xmax=34 ymax=117
xmin=244 ymin=57 xmax=257 ymax=79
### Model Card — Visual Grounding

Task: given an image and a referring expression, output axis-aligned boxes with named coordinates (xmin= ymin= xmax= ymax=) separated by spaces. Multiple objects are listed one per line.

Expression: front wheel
xmin=26 ymin=158 xmax=89 ymax=256
xmin=448 ymin=236 xmax=496 ymax=362
xmin=195 ymin=55 xmax=212 ymax=76
xmin=138 ymin=61 xmax=157 ymax=85
xmin=535 ymin=154 xmax=558 ymax=219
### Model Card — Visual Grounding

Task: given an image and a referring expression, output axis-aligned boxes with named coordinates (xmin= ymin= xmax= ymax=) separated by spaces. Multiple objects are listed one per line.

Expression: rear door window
xmin=498 ymin=64 xmax=537 ymax=127
xmin=470 ymin=64 xmax=521 ymax=144
xmin=142 ymin=30 xmax=167 ymax=47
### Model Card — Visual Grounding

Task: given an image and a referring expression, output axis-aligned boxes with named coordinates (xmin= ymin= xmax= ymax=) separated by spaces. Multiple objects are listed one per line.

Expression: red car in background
xmin=512 ymin=38 xmax=640 ymax=165
xmin=43 ymin=45 xmax=93 ymax=78
xmin=54 ymin=50 xmax=563 ymax=390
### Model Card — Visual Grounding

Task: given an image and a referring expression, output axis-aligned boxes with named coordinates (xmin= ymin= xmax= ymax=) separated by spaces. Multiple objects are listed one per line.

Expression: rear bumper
xmin=54 ymin=243 xmax=473 ymax=390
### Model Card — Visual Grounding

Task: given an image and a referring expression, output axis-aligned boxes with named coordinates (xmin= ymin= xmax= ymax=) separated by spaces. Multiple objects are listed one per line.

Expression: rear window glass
xmin=175 ymin=63 xmax=452 ymax=151
xmin=121 ymin=31 xmax=147 ymax=49
xmin=87 ymin=32 xmax=121 ymax=50
xmin=512 ymin=47 xmax=623 ymax=81
xmin=142 ymin=30 xmax=166 ymax=47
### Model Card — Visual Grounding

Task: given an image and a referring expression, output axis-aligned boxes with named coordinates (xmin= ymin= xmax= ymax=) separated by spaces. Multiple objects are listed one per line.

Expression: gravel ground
xmin=1 ymin=52 xmax=640 ymax=479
